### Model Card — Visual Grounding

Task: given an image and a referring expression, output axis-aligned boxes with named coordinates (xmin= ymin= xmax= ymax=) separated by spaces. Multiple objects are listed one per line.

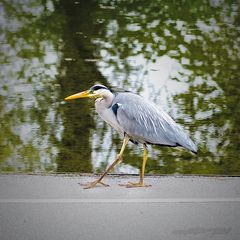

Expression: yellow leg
xmin=81 ymin=136 xmax=129 ymax=189
xmin=122 ymin=144 xmax=151 ymax=188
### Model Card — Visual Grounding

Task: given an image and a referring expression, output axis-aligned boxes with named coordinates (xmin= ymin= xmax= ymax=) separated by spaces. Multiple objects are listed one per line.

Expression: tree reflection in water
xmin=0 ymin=0 xmax=239 ymax=174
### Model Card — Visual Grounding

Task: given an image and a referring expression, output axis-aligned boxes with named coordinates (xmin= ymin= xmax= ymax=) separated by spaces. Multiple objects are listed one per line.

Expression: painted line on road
xmin=0 ymin=198 xmax=240 ymax=203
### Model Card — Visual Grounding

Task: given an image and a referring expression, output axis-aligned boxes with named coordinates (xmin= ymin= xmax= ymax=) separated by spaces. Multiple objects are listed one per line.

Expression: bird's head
xmin=64 ymin=84 xmax=111 ymax=101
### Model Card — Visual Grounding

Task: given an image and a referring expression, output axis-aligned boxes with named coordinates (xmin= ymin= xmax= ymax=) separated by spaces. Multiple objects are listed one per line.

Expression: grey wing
xmin=113 ymin=93 xmax=197 ymax=153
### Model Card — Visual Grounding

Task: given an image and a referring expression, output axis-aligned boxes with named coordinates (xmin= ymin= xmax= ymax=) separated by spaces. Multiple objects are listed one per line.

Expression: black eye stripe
xmin=90 ymin=85 xmax=108 ymax=91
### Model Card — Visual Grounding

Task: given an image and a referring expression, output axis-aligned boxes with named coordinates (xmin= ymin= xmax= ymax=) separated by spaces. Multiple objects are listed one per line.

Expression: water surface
xmin=1 ymin=0 xmax=240 ymax=175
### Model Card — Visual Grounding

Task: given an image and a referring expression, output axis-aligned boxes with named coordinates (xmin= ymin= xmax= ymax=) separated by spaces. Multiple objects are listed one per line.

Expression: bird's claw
xmin=119 ymin=181 xmax=151 ymax=188
xmin=79 ymin=180 xmax=110 ymax=189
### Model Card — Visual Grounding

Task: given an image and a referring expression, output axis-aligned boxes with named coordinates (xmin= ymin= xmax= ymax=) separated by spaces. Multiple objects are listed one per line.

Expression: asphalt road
xmin=0 ymin=174 xmax=240 ymax=240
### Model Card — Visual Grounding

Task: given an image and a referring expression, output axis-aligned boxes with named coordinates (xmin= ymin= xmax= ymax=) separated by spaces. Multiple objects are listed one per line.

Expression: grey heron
xmin=65 ymin=84 xmax=198 ymax=189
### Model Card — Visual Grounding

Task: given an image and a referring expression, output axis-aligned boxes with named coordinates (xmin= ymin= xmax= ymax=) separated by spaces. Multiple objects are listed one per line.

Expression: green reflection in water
xmin=0 ymin=0 xmax=239 ymax=175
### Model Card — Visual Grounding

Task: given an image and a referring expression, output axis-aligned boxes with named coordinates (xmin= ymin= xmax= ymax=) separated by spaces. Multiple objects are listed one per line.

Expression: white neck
xmin=95 ymin=89 xmax=114 ymax=108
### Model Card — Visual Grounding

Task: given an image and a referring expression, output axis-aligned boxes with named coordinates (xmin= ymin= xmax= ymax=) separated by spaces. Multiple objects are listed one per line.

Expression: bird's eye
xmin=89 ymin=89 xmax=94 ymax=94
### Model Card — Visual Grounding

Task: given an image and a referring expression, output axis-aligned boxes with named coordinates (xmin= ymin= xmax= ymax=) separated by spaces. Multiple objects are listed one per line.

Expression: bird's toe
xmin=79 ymin=180 xmax=110 ymax=189
xmin=119 ymin=182 xmax=151 ymax=188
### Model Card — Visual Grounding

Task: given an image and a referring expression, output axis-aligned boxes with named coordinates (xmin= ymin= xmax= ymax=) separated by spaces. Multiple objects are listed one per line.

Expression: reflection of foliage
xmin=92 ymin=0 xmax=240 ymax=174
xmin=1 ymin=0 xmax=239 ymax=174
xmin=0 ymin=0 xmax=63 ymax=172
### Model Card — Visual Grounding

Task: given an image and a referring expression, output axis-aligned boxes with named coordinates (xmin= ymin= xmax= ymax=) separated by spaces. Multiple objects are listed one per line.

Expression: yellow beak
xmin=64 ymin=90 xmax=100 ymax=101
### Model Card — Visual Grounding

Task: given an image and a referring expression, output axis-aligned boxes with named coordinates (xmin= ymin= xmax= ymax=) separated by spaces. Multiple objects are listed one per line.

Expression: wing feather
xmin=112 ymin=92 xmax=197 ymax=152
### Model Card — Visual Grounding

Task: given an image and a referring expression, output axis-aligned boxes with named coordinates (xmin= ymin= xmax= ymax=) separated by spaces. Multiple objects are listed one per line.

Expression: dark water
xmin=1 ymin=0 xmax=240 ymax=175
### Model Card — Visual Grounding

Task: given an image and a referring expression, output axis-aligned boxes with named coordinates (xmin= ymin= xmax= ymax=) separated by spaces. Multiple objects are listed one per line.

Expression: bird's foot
xmin=79 ymin=180 xmax=110 ymax=189
xmin=119 ymin=181 xmax=151 ymax=188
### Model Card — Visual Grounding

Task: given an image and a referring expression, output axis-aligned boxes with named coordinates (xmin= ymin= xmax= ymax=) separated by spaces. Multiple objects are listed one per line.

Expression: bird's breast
xmin=95 ymin=101 xmax=124 ymax=135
